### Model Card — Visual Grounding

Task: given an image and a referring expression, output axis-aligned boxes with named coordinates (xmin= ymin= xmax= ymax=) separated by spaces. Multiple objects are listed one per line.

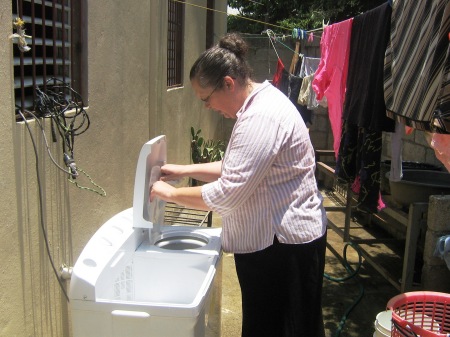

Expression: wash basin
xmin=387 ymin=170 xmax=450 ymax=207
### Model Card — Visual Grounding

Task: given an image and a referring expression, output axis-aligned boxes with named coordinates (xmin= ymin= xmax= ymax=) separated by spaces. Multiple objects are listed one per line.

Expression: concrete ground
xmin=215 ymin=190 xmax=402 ymax=337
xmin=219 ymin=232 xmax=399 ymax=337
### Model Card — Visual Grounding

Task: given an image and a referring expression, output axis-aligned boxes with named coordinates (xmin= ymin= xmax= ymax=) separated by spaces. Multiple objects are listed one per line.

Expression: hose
xmin=324 ymin=241 xmax=365 ymax=337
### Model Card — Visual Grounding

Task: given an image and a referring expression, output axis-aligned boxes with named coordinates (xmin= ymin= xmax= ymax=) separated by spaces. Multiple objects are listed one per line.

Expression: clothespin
xmin=308 ymin=32 xmax=314 ymax=43
xmin=292 ymin=28 xmax=308 ymax=40
xmin=322 ymin=19 xmax=330 ymax=30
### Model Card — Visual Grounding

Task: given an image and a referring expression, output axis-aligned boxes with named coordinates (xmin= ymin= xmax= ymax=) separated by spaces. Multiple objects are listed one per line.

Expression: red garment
xmin=272 ymin=58 xmax=285 ymax=88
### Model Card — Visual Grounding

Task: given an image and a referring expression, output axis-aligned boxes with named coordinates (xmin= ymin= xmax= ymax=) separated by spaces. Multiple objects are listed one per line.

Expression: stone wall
xmin=422 ymin=195 xmax=450 ymax=292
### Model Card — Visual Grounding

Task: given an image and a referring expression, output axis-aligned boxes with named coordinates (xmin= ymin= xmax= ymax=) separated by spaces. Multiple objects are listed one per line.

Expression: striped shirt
xmin=384 ymin=0 xmax=450 ymax=133
xmin=202 ymin=81 xmax=327 ymax=253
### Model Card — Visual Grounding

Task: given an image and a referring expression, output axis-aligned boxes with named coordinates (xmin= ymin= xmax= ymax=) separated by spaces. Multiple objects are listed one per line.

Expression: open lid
xmin=132 ymin=135 xmax=167 ymax=233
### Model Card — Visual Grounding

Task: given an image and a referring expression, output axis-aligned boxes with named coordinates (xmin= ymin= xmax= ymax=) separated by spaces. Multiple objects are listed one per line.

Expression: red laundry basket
xmin=387 ymin=291 xmax=450 ymax=337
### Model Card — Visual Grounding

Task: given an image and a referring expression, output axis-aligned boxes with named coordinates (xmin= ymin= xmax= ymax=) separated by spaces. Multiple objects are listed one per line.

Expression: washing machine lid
xmin=132 ymin=135 xmax=167 ymax=230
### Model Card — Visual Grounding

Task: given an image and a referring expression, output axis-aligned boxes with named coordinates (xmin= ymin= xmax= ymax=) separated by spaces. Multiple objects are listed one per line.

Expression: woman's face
xmin=191 ymin=77 xmax=238 ymax=119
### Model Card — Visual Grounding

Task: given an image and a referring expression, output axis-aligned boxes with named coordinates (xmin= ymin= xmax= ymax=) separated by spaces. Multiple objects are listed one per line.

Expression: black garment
xmin=277 ymin=67 xmax=313 ymax=125
xmin=343 ymin=2 xmax=395 ymax=132
xmin=337 ymin=3 xmax=394 ymax=213
xmin=336 ymin=123 xmax=382 ymax=213
xmin=234 ymin=233 xmax=327 ymax=337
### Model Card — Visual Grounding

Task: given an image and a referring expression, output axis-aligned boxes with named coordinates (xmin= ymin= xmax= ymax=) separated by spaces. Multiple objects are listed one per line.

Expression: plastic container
xmin=387 ymin=291 xmax=450 ymax=337
xmin=380 ymin=160 xmax=442 ymax=195
xmin=373 ymin=310 xmax=392 ymax=337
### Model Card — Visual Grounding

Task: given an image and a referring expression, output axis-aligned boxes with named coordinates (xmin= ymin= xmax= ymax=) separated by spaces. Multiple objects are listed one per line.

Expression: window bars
xmin=12 ymin=0 xmax=87 ymax=120
xmin=167 ymin=0 xmax=184 ymax=88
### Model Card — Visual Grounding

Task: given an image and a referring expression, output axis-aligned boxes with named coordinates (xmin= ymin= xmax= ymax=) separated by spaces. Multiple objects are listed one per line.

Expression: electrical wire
xmin=17 ymin=109 xmax=70 ymax=303
xmin=28 ymin=78 xmax=106 ymax=196
xmin=18 ymin=106 xmax=106 ymax=197
xmin=324 ymin=241 xmax=365 ymax=337
xmin=15 ymin=80 xmax=107 ymax=302
xmin=17 ymin=107 xmax=74 ymax=176
xmin=34 ymin=78 xmax=90 ymax=162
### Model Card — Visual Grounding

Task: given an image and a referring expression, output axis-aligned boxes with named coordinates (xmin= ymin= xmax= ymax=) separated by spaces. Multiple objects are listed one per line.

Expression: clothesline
xmin=171 ymin=0 xmax=327 ymax=35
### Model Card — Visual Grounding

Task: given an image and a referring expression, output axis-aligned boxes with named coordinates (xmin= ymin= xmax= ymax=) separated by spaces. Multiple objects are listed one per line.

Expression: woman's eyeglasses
xmin=201 ymin=82 xmax=221 ymax=103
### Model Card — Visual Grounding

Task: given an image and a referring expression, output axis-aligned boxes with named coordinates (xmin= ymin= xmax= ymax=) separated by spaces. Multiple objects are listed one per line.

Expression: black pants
xmin=234 ymin=232 xmax=327 ymax=337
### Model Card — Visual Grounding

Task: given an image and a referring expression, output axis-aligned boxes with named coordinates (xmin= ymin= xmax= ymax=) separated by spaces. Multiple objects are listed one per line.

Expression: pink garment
xmin=312 ymin=18 xmax=353 ymax=159
xmin=351 ymin=176 xmax=386 ymax=212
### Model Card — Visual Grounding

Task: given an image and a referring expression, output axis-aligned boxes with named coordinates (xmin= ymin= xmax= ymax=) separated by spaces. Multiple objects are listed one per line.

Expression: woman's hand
xmin=150 ymin=180 xmax=176 ymax=202
xmin=150 ymin=180 xmax=209 ymax=211
xmin=160 ymin=164 xmax=187 ymax=182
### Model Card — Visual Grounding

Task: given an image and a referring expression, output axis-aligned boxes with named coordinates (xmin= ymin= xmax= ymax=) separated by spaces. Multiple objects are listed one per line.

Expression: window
xmin=12 ymin=0 xmax=88 ymax=120
xmin=167 ymin=0 xmax=184 ymax=88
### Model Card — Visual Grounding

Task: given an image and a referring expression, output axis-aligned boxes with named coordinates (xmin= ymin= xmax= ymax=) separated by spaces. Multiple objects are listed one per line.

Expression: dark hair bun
xmin=218 ymin=33 xmax=249 ymax=59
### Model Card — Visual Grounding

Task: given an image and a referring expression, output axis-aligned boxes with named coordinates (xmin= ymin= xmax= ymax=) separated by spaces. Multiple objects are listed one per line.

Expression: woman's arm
xmin=150 ymin=181 xmax=210 ymax=211
xmin=161 ymin=161 xmax=222 ymax=183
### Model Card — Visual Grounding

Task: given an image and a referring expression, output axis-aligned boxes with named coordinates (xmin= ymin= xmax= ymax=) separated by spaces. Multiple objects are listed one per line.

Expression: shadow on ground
xmin=220 ymin=225 xmax=400 ymax=337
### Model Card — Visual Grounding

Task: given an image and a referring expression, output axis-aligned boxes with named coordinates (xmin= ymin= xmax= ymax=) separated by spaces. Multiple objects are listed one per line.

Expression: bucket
xmin=373 ymin=310 xmax=392 ymax=337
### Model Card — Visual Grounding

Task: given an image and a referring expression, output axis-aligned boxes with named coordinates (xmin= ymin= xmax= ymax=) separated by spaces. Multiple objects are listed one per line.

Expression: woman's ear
xmin=223 ymin=76 xmax=234 ymax=90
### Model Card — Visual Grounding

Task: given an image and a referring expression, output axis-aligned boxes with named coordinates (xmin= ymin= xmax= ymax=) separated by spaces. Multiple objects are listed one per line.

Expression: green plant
xmin=190 ymin=127 xmax=226 ymax=164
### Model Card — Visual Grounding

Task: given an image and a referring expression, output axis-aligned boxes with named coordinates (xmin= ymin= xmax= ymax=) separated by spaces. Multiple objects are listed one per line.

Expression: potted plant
xmin=190 ymin=127 xmax=226 ymax=186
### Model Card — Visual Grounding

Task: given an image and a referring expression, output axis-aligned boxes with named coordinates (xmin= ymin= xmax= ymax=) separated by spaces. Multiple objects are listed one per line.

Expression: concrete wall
xmin=422 ymin=195 xmax=450 ymax=292
xmin=0 ymin=1 xmax=227 ymax=336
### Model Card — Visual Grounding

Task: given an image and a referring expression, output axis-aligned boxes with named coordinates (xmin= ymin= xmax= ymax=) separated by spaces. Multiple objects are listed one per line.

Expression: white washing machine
xmin=69 ymin=135 xmax=222 ymax=337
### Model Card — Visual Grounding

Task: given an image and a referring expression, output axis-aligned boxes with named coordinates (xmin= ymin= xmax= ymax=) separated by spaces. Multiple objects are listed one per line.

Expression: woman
xmin=151 ymin=33 xmax=327 ymax=337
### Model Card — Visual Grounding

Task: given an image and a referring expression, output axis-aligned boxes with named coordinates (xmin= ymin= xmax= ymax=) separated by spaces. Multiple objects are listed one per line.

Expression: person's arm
xmin=150 ymin=181 xmax=210 ymax=211
xmin=161 ymin=161 xmax=222 ymax=183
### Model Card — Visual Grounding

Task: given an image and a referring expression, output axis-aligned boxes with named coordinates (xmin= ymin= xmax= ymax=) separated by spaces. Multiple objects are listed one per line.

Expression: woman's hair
xmin=189 ymin=33 xmax=253 ymax=89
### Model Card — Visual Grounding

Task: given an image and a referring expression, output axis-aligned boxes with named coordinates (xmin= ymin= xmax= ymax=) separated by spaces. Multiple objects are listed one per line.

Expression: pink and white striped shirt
xmin=202 ymin=81 xmax=327 ymax=253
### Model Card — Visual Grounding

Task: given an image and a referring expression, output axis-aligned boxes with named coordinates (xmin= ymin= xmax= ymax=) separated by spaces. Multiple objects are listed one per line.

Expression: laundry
xmin=297 ymin=57 xmax=326 ymax=110
xmin=312 ymin=18 xmax=353 ymax=159
xmin=384 ymin=0 xmax=450 ymax=133
xmin=298 ymin=74 xmax=319 ymax=110
xmin=268 ymin=0 xmax=450 ymax=214
xmin=336 ymin=2 xmax=394 ymax=213
xmin=273 ymin=62 xmax=314 ymax=127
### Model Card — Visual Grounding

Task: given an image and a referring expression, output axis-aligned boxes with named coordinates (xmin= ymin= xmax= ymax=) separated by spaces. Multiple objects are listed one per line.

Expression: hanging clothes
xmin=297 ymin=57 xmax=325 ymax=110
xmin=336 ymin=2 xmax=393 ymax=213
xmin=299 ymin=57 xmax=321 ymax=78
xmin=384 ymin=0 xmax=450 ymax=133
xmin=312 ymin=18 xmax=353 ymax=159
xmin=272 ymin=48 xmax=314 ymax=126
xmin=298 ymin=74 xmax=319 ymax=109
xmin=342 ymin=2 xmax=394 ymax=132
xmin=337 ymin=124 xmax=385 ymax=213
xmin=272 ymin=58 xmax=285 ymax=88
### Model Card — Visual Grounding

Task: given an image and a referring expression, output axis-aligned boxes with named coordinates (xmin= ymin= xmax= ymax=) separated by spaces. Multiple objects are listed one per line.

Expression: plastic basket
xmin=387 ymin=291 xmax=450 ymax=337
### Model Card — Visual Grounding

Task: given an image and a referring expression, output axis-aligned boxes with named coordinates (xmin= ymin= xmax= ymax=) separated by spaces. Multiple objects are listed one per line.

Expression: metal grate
xmin=167 ymin=0 xmax=184 ymax=88
xmin=164 ymin=202 xmax=212 ymax=227
xmin=12 ymin=0 xmax=87 ymax=120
